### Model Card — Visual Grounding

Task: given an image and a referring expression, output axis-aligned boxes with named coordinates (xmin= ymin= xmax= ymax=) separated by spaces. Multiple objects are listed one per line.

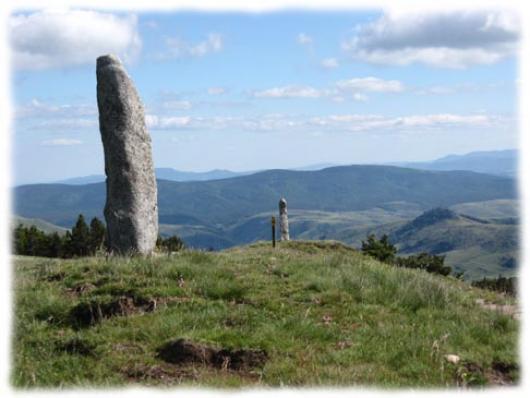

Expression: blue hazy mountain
xmin=55 ymin=168 xmax=254 ymax=185
xmin=392 ymin=149 xmax=517 ymax=177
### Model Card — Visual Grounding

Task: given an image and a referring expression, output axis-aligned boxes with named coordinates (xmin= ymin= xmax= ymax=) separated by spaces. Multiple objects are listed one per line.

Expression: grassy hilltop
xmin=13 ymin=241 xmax=518 ymax=388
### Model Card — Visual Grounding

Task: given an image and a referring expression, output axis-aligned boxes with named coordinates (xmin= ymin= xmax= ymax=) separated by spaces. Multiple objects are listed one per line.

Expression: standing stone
xmin=96 ymin=54 xmax=158 ymax=255
xmin=279 ymin=198 xmax=290 ymax=241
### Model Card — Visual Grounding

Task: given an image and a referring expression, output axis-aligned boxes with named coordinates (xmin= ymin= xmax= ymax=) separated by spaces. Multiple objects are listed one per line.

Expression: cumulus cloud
xmin=162 ymin=33 xmax=223 ymax=58
xmin=41 ymin=138 xmax=83 ymax=146
xmin=10 ymin=9 xmax=141 ymax=70
xmin=252 ymin=77 xmax=404 ymax=101
xmin=321 ymin=58 xmax=339 ymax=69
xmin=307 ymin=113 xmax=493 ymax=132
xmin=15 ymin=99 xmax=97 ymax=118
xmin=342 ymin=10 xmax=519 ymax=68
xmin=142 ymin=112 xmax=501 ymax=134
xmin=297 ymin=33 xmax=313 ymax=45
xmin=14 ymin=99 xmax=98 ymax=130
xmin=253 ymin=85 xmax=321 ymax=99
xmin=336 ymin=77 xmax=404 ymax=93
xmin=146 ymin=115 xmax=192 ymax=129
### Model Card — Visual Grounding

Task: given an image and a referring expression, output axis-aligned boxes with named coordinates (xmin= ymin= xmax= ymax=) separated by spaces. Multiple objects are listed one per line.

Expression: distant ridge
xmin=15 ymin=165 xmax=516 ymax=228
xmin=392 ymin=149 xmax=517 ymax=177
xmin=38 ymin=149 xmax=517 ymax=186
xmin=55 ymin=168 xmax=255 ymax=185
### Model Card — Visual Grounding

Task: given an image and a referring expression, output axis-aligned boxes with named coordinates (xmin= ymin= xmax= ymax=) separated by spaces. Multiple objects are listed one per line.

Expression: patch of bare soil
xmin=121 ymin=363 xmax=198 ymax=384
xmin=156 ymin=338 xmax=268 ymax=371
xmin=68 ymin=295 xmax=189 ymax=328
xmin=487 ymin=361 xmax=519 ymax=386
xmin=456 ymin=360 xmax=519 ymax=386
xmin=68 ymin=295 xmax=156 ymax=328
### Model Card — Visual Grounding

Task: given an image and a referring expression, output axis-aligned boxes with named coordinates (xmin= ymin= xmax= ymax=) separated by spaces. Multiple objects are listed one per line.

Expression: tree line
xmin=13 ymin=214 xmax=185 ymax=258
xmin=471 ymin=275 xmax=517 ymax=296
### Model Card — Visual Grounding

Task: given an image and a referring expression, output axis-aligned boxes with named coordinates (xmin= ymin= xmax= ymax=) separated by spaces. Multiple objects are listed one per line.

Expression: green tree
xmin=160 ymin=235 xmax=185 ymax=255
xmin=70 ymin=214 xmax=90 ymax=256
xmin=48 ymin=232 xmax=63 ymax=258
xmin=361 ymin=234 xmax=397 ymax=263
xmin=88 ymin=217 xmax=106 ymax=255
xmin=13 ymin=224 xmax=28 ymax=254
xmin=62 ymin=231 xmax=74 ymax=258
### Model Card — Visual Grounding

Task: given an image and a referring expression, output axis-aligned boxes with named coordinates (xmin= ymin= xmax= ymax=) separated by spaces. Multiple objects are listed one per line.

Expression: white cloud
xmin=146 ymin=115 xmax=192 ymax=129
xmin=36 ymin=118 xmax=97 ymax=129
xmin=163 ymin=33 xmax=223 ymax=58
xmin=15 ymin=99 xmax=98 ymax=131
xmin=297 ymin=33 xmax=313 ymax=45
xmin=10 ymin=9 xmax=141 ymax=70
xmin=253 ymin=85 xmax=321 ymax=99
xmin=142 ymin=112 xmax=503 ymax=134
xmin=352 ymin=93 xmax=369 ymax=102
xmin=310 ymin=113 xmax=493 ymax=132
xmin=252 ymin=77 xmax=404 ymax=101
xmin=343 ymin=10 xmax=519 ymax=68
xmin=41 ymin=138 xmax=83 ymax=146
xmin=336 ymin=77 xmax=405 ymax=93
xmin=321 ymin=58 xmax=339 ymax=69
xmin=15 ymin=99 xmax=97 ymax=118
xmin=208 ymin=87 xmax=226 ymax=95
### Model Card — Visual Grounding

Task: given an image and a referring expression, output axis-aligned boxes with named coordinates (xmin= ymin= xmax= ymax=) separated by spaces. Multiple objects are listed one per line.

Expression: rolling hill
xmin=13 ymin=165 xmax=518 ymax=279
xmin=338 ymin=206 xmax=518 ymax=280
xmin=14 ymin=165 xmax=516 ymax=228
xmin=11 ymin=216 xmax=68 ymax=235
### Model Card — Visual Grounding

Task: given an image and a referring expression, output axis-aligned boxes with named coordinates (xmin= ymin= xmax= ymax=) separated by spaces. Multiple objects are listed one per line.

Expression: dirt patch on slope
xmin=121 ymin=363 xmax=198 ymax=384
xmin=156 ymin=338 xmax=268 ymax=371
xmin=68 ymin=295 xmax=156 ymax=328
xmin=455 ymin=360 xmax=519 ymax=386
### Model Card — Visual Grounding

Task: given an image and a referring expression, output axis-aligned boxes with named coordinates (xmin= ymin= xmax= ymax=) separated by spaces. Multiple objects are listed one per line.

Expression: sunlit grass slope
xmin=13 ymin=241 xmax=518 ymax=388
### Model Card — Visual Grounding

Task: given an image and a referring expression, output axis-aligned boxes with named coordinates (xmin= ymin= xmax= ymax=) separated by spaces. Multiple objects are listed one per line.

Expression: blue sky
xmin=10 ymin=9 xmax=519 ymax=184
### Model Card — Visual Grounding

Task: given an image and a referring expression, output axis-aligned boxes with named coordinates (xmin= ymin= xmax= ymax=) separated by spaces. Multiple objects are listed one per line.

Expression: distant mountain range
xmin=392 ymin=149 xmax=517 ymax=177
xmin=15 ymin=165 xmax=516 ymax=227
xmin=55 ymin=168 xmax=254 ymax=185
xmin=46 ymin=149 xmax=517 ymax=185
xmin=13 ymin=163 xmax=519 ymax=279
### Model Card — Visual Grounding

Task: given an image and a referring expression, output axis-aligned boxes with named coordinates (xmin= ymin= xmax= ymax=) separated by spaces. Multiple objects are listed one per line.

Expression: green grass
xmin=12 ymin=241 xmax=519 ymax=388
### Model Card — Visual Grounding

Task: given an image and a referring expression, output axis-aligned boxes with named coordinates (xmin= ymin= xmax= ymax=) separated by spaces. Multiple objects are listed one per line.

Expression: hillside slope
xmin=340 ymin=208 xmax=518 ymax=280
xmin=11 ymin=216 xmax=68 ymax=235
xmin=13 ymin=241 xmax=518 ymax=387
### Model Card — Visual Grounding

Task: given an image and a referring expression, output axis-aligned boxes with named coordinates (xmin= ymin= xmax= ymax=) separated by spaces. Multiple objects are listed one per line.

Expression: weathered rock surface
xmin=279 ymin=197 xmax=290 ymax=241
xmin=96 ymin=54 xmax=158 ymax=255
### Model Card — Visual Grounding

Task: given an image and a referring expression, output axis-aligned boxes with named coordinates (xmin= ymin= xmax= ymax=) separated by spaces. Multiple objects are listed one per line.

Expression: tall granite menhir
xmin=96 ymin=54 xmax=158 ymax=255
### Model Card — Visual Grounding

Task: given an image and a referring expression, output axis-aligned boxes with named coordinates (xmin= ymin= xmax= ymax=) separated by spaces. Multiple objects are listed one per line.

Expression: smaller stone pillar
xmin=279 ymin=198 xmax=290 ymax=241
